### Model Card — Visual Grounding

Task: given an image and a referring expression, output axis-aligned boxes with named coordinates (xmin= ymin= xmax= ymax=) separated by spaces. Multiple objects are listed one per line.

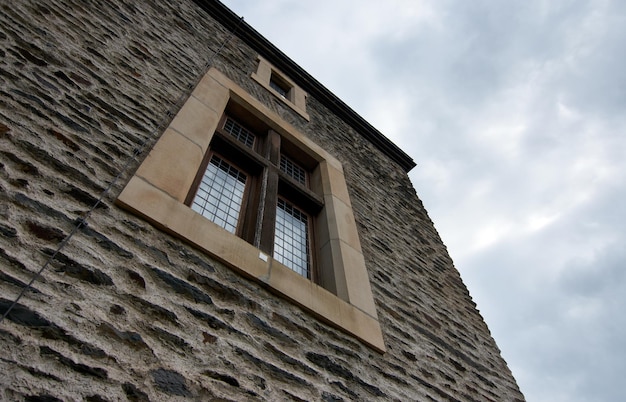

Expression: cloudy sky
xmin=220 ymin=1 xmax=626 ymax=401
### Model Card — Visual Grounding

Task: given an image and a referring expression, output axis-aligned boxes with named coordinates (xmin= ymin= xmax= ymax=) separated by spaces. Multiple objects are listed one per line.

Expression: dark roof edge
xmin=192 ymin=0 xmax=416 ymax=172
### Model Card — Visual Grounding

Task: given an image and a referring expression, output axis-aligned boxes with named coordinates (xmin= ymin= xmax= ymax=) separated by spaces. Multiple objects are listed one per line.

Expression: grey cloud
xmin=366 ymin=0 xmax=626 ymax=134
xmin=465 ymin=184 xmax=626 ymax=401
xmin=220 ymin=1 xmax=626 ymax=400
xmin=560 ymin=203 xmax=626 ymax=299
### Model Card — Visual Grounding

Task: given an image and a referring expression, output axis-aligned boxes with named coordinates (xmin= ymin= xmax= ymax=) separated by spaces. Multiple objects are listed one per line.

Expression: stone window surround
xmin=251 ymin=55 xmax=310 ymax=121
xmin=116 ymin=67 xmax=385 ymax=353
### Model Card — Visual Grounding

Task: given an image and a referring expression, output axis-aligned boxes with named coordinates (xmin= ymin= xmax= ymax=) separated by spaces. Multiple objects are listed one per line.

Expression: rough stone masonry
xmin=0 ymin=1 xmax=525 ymax=401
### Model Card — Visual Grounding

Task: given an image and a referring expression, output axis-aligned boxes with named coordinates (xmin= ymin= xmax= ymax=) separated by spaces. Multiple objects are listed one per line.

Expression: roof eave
xmin=192 ymin=0 xmax=417 ymax=172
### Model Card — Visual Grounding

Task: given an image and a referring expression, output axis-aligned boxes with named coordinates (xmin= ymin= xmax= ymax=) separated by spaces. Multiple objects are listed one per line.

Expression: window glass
xmin=269 ymin=73 xmax=290 ymax=98
xmin=223 ymin=116 xmax=255 ymax=148
xmin=280 ymin=154 xmax=307 ymax=185
xmin=274 ymin=198 xmax=310 ymax=277
xmin=191 ymin=155 xmax=246 ymax=233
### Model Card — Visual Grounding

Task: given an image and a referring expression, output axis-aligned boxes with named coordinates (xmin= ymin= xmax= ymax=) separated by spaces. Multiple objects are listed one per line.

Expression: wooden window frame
xmin=187 ymin=113 xmax=320 ymax=278
xmin=116 ymin=68 xmax=385 ymax=353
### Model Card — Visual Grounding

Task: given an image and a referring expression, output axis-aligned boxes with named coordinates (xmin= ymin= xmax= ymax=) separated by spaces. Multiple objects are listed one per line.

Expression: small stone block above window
xmin=251 ymin=56 xmax=309 ymax=121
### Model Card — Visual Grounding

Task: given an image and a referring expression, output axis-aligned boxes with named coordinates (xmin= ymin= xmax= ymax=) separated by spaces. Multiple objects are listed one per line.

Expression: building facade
xmin=0 ymin=1 xmax=524 ymax=400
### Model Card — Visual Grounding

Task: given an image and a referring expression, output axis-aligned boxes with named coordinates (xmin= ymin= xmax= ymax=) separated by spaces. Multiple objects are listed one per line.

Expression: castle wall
xmin=0 ymin=1 xmax=524 ymax=400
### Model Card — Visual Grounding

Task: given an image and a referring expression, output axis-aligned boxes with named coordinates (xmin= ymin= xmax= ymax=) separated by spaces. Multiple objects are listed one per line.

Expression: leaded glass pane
xmin=274 ymin=198 xmax=310 ymax=277
xmin=280 ymin=155 xmax=306 ymax=185
xmin=192 ymin=155 xmax=246 ymax=234
xmin=223 ymin=117 xmax=255 ymax=148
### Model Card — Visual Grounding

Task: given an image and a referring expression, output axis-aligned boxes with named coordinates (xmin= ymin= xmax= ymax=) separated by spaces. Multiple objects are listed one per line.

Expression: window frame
xmin=189 ymin=113 xmax=320 ymax=278
xmin=116 ymin=67 xmax=385 ymax=353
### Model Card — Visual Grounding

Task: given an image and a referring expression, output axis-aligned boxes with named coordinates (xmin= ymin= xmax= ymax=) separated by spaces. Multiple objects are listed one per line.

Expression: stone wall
xmin=0 ymin=1 xmax=524 ymax=401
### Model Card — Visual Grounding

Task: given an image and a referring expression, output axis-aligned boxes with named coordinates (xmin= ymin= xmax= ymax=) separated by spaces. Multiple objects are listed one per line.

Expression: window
xmin=251 ymin=56 xmax=309 ymax=120
xmin=280 ymin=154 xmax=306 ymax=186
xmin=223 ymin=116 xmax=255 ymax=148
xmin=190 ymin=154 xmax=247 ymax=234
xmin=186 ymin=113 xmax=320 ymax=279
xmin=117 ymin=67 xmax=385 ymax=352
xmin=269 ymin=73 xmax=290 ymax=99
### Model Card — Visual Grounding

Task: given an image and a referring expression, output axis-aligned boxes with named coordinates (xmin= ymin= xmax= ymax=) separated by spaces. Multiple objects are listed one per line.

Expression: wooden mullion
xmin=267 ymin=130 xmax=281 ymax=165
xmin=256 ymin=130 xmax=281 ymax=254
